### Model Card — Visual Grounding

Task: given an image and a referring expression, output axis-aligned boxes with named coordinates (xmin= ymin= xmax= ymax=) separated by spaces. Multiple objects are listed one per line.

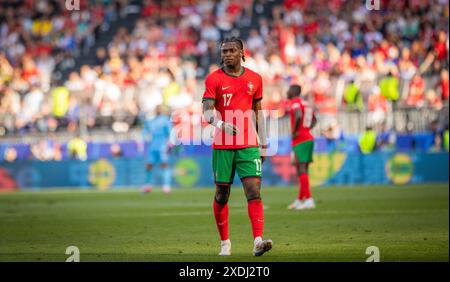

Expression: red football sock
xmin=299 ymin=173 xmax=311 ymax=200
xmin=213 ymin=200 xmax=229 ymax=241
xmin=296 ymin=175 xmax=302 ymax=200
xmin=247 ymin=199 xmax=264 ymax=239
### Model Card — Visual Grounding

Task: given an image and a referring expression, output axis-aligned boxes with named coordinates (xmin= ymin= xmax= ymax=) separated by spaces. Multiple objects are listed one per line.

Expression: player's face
xmin=221 ymin=42 xmax=242 ymax=68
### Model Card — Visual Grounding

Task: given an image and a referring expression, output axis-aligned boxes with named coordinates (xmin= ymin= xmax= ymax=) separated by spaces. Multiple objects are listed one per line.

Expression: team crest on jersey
xmin=247 ymin=81 xmax=254 ymax=95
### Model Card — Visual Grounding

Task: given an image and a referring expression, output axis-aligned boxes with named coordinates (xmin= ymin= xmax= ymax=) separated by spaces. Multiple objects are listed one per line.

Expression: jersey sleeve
xmin=142 ymin=120 xmax=151 ymax=141
xmin=202 ymin=74 xmax=217 ymax=102
xmin=164 ymin=117 xmax=172 ymax=139
xmin=253 ymin=74 xmax=263 ymax=101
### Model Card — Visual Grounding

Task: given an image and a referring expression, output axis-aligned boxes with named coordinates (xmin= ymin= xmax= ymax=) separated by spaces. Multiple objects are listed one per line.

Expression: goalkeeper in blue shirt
xmin=141 ymin=105 xmax=174 ymax=193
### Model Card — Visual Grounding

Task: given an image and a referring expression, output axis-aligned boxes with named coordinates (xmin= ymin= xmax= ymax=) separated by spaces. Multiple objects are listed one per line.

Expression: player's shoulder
xmin=291 ymin=96 xmax=301 ymax=103
xmin=290 ymin=97 xmax=304 ymax=108
xmin=204 ymin=69 xmax=224 ymax=88
xmin=205 ymin=68 xmax=223 ymax=80
xmin=293 ymin=96 xmax=308 ymax=104
xmin=244 ymin=67 xmax=263 ymax=81
xmin=301 ymin=99 xmax=311 ymax=107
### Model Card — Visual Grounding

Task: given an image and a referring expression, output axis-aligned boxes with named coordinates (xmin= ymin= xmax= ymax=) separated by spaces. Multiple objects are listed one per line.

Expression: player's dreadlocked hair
xmin=219 ymin=37 xmax=245 ymax=65
xmin=291 ymin=84 xmax=302 ymax=96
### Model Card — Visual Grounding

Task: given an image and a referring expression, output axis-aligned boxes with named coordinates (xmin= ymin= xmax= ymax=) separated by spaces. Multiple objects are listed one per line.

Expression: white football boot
xmin=162 ymin=185 xmax=171 ymax=193
xmin=219 ymin=239 xmax=231 ymax=256
xmin=253 ymin=236 xmax=273 ymax=256
xmin=288 ymin=199 xmax=302 ymax=210
xmin=141 ymin=185 xmax=153 ymax=193
xmin=296 ymin=198 xmax=316 ymax=210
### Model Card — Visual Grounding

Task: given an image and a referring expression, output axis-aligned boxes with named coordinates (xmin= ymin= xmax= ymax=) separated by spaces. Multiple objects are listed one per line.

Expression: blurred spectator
xmin=51 ymin=85 xmax=70 ymax=120
xmin=425 ymin=90 xmax=443 ymax=110
xmin=0 ymin=87 xmax=21 ymax=134
xmin=53 ymin=143 xmax=63 ymax=161
xmin=429 ymin=119 xmax=444 ymax=152
xmin=434 ymin=31 xmax=448 ymax=65
xmin=67 ymin=135 xmax=87 ymax=161
xmin=399 ymin=47 xmax=417 ymax=83
xmin=343 ymin=80 xmax=363 ymax=112
xmin=359 ymin=126 xmax=377 ymax=154
xmin=3 ymin=147 xmax=18 ymax=162
xmin=444 ymin=125 xmax=449 ymax=152
xmin=379 ymin=72 xmax=400 ymax=104
xmin=437 ymin=69 xmax=449 ymax=101
xmin=95 ymin=47 xmax=108 ymax=67
xmin=246 ymin=29 xmax=265 ymax=53
xmin=110 ymin=143 xmax=123 ymax=158
xmin=376 ymin=122 xmax=396 ymax=152
xmin=65 ymin=72 xmax=85 ymax=98
xmin=30 ymin=140 xmax=55 ymax=161
xmin=321 ymin=118 xmax=341 ymax=152
xmin=405 ymin=74 xmax=425 ymax=108
xmin=66 ymin=95 xmax=80 ymax=133
xmin=313 ymin=71 xmax=336 ymax=116
xmin=368 ymin=86 xmax=388 ymax=126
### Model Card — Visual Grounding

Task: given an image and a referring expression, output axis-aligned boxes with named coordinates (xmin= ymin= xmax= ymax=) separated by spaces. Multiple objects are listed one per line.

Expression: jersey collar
xmin=221 ymin=67 xmax=245 ymax=78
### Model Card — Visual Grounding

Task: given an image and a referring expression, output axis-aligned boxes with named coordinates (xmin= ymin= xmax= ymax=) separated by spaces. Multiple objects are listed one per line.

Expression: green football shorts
xmin=212 ymin=147 xmax=262 ymax=184
xmin=293 ymin=140 xmax=314 ymax=163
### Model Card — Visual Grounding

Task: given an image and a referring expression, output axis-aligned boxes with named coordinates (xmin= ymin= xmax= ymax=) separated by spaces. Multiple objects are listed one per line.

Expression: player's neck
xmin=222 ymin=64 xmax=244 ymax=77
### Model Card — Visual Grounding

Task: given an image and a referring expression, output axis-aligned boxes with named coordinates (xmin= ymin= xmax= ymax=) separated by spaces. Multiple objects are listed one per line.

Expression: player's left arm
xmin=142 ymin=120 xmax=151 ymax=142
xmin=293 ymin=108 xmax=302 ymax=138
xmin=165 ymin=116 xmax=176 ymax=150
xmin=253 ymin=99 xmax=268 ymax=163
xmin=253 ymin=75 xmax=267 ymax=162
xmin=310 ymin=113 xmax=318 ymax=130
xmin=202 ymin=75 xmax=239 ymax=135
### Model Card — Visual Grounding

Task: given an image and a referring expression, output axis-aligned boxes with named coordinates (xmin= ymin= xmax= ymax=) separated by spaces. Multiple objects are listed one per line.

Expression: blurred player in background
xmin=141 ymin=105 xmax=173 ymax=193
xmin=287 ymin=85 xmax=317 ymax=210
xmin=202 ymin=37 xmax=272 ymax=256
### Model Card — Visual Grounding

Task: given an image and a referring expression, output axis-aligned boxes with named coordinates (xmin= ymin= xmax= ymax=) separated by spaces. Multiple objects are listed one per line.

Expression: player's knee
xmin=215 ymin=193 xmax=230 ymax=204
xmin=298 ymin=163 xmax=308 ymax=174
xmin=160 ymin=163 xmax=168 ymax=169
xmin=244 ymin=185 xmax=261 ymax=201
xmin=295 ymin=163 xmax=301 ymax=175
xmin=146 ymin=164 xmax=153 ymax=171
xmin=246 ymin=194 xmax=261 ymax=201
xmin=215 ymin=184 xmax=230 ymax=204
xmin=242 ymin=177 xmax=261 ymax=201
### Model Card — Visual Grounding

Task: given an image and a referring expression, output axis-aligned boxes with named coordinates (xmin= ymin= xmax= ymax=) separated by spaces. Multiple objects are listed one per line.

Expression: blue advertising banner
xmin=0 ymin=152 xmax=448 ymax=190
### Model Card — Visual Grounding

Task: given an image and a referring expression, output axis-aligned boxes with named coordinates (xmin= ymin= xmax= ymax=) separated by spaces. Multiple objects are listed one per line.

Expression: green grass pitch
xmin=0 ymin=184 xmax=448 ymax=262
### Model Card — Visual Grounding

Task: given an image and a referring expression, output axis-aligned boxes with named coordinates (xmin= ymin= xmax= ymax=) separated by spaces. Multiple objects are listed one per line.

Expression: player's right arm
xmin=202 ymin=99 xmax=239 ymax=135
xmin=142 ymin=120 xmax=151 ymax=142
xmin=310 ymin=113 xmax=317 ymax=130
xmin=292 ymin=104 xmax=302 ymax=139
xmin=202 ymin=75 xmax=239 ymax=135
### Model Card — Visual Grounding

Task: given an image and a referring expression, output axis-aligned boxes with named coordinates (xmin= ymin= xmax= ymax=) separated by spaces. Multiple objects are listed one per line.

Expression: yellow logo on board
xmin=88 ymin=159 xmax=116 ymax=190
xmin=309 ymin=153 xmax=347 ymax=186
xmin=386 ymin=153 xmax=414 ymax=184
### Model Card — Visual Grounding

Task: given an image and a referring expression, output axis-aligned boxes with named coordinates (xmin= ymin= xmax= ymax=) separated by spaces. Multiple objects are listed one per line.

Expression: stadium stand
xmin=0 ymin=0 xmax=449 ymax=161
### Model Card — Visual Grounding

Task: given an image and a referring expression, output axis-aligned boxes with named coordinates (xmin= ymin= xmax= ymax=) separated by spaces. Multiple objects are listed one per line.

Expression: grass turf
xmin=0 ymin=184 xmax=448 ymax=262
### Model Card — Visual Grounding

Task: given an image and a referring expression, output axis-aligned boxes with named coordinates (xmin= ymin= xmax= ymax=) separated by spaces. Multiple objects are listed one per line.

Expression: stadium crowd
xmin=0 ymin=0 xmax=449 ymax=160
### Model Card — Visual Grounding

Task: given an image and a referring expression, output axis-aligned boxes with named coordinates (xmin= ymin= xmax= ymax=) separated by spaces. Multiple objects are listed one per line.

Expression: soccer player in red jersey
xmin=287 ymin=85 xmax=317 ymax=210
xmin=202 ymin=37 xmax=273 ymax=256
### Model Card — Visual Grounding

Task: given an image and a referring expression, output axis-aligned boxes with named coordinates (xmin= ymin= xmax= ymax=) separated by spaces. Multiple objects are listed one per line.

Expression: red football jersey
xmin=202 ymin=67 xmax=263 ymax=149
xmin=289 ymin=96 xmax=315 ymax=146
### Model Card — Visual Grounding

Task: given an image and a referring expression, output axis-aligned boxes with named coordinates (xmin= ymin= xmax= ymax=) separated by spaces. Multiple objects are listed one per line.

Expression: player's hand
xmin=222 ymin=122 xmax=240 ymax=136
xmin=166 ymin=143 xmax=175 ymax=153
xmin=290 ymin=151 xmax=297 ymax=164
xmin=260 ymin=145 xmax=268 ymax=163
